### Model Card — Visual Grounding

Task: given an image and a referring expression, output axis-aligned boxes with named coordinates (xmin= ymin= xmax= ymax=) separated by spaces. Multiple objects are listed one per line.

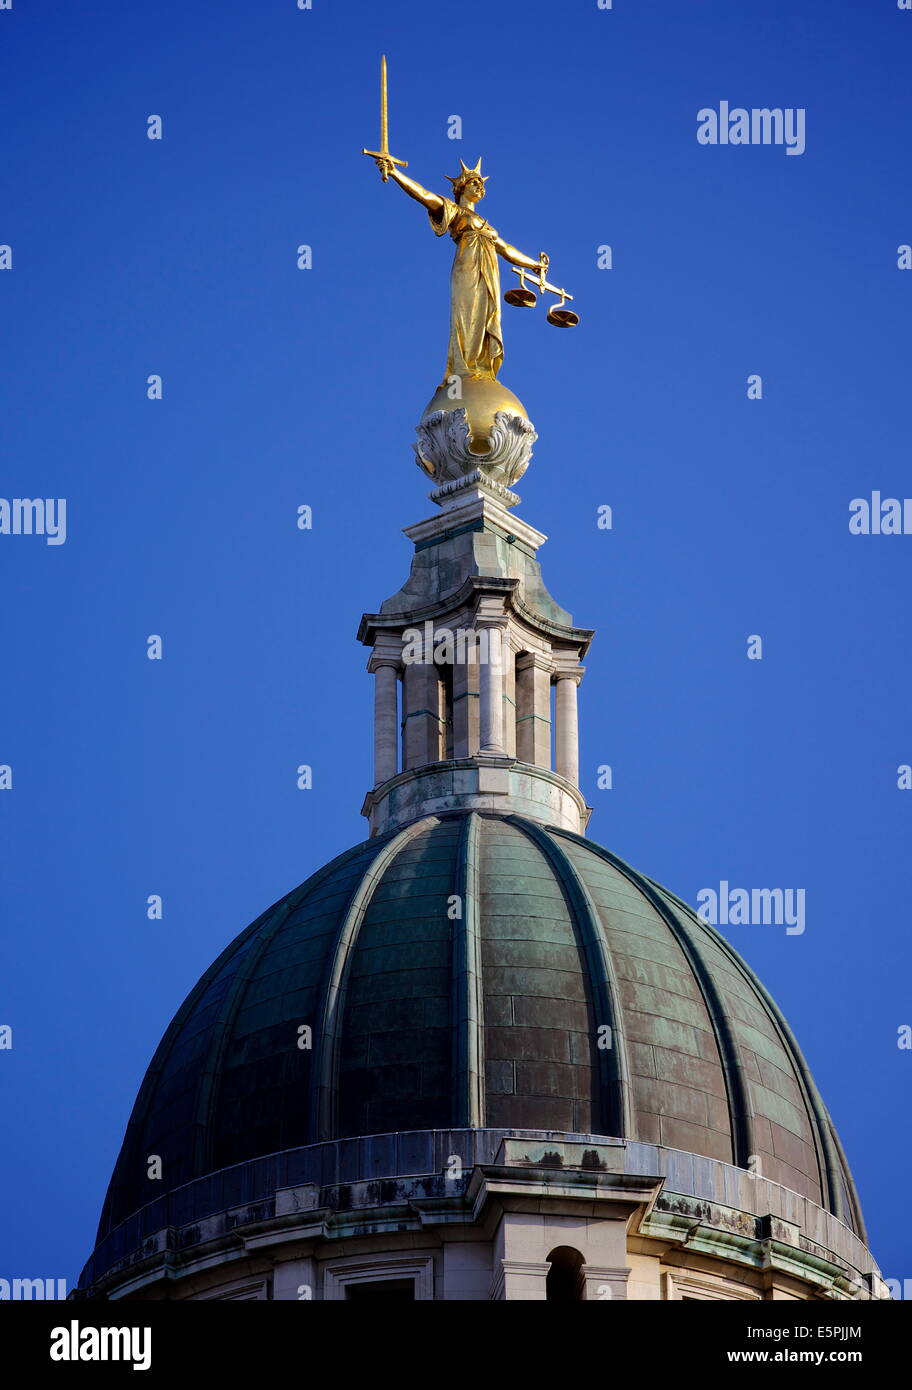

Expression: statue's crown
xmin=446 ymin=157 xmax=489 ymax=192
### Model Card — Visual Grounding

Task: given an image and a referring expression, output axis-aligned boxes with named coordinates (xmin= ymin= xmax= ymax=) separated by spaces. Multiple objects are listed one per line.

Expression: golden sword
xmin=361 ymin=54 xmax=408 ymax=181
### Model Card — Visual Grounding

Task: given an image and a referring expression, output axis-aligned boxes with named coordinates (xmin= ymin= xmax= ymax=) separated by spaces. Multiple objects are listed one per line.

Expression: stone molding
xmin=322 ymin=1253 xmax=435 ymax=1301
xmin=663 ymin=1269 xmax=759 ymax=1301
xmin=360 ymin=574 xmax=594 ymax=656
xmin=414 ymin=408 xmax=537 ymax=489
xmin=429 ymin=470 xmax=521 ymax=512
xmin=359 ymin=757 xmax=592 ymax=836
xmin=75 ymin=1129 xmax=886 ymax=1301
xmin=402 ymin=493 xmax=546 ymax=554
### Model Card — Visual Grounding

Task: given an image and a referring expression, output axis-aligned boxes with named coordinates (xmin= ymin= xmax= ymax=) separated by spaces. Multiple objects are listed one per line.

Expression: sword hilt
xmin=361 ymin=149 xmax=408 ymax=182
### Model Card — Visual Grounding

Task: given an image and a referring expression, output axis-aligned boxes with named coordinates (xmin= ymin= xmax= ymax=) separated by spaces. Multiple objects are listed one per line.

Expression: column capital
xmin=515 ymin=650 xmax=552 ymax=674
xmin=368 ymin=653 xmax=402 ymax=674
xmin=473 ymin=594 xmax=509 ymax=629
xmin=552 ymin=663 xmax=585 ymax=685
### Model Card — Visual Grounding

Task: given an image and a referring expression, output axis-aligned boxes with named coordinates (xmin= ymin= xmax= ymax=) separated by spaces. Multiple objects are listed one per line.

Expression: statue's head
xmin=447 ymin=157 xmax=489 ymax=204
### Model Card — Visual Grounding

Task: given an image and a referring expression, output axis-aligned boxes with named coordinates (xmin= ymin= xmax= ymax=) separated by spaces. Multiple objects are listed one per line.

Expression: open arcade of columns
xmin=370 ymin=628 xmax=584 ymax=789
xmin=357 ymin=475 xmax=595 ymax=836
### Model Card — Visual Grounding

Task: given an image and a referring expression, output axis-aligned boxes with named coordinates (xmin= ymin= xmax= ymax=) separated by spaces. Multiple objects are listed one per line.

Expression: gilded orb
xmin=419 ymin=374 xmax=530 ymax=455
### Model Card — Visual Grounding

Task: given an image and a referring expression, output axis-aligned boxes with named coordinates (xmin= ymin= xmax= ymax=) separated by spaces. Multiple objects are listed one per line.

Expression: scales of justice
xmin=362 ymin=56 xmax=578 ymax=496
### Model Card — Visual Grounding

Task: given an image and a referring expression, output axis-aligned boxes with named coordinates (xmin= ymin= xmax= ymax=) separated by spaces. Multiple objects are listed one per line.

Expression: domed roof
xmin=97 ymin=811 xmax=863 ymax=1244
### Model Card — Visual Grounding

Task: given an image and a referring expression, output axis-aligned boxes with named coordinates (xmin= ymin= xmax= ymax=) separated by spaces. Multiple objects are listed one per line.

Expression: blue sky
xmin=1 ymin=0 xmax=910 ymax=1287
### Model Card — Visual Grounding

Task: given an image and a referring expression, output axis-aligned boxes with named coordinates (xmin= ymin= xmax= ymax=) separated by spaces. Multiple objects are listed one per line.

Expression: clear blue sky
xmin=2 ymin=0 xmax=909 ymax=1287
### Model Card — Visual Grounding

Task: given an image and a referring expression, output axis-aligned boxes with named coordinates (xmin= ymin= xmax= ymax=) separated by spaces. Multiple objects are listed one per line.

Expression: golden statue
xmin=375 ymin=154 xmax=547 ymax=383
xmin=362 ymin=57 xmax=576 ymax=394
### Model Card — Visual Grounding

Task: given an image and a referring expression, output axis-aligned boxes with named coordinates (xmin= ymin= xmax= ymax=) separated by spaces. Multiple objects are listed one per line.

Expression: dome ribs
xmin=476 ymin=818 xmax=597 ymax=1132
xmin=97 ymin=921 xmax=267 ymax=1238
xmin=95 ymin=810 xmax=865 ymax=1244
xmin=193 ymin=834 xmax=401 ymax=1177
xmin=451 ymin=812 xmax=485 ymax=1127
xmin=191 ymin=898 xmax=296 ymax=1177
xmin=310 ymin=817 xmax=440 ymax=1142
xmin=654 ymin=879 xmax=860 ymax=1233
xmin=333 ymin=816 xmax=461 ymax=1137
xmin=504 ymin=816 xmax=633 ymax=1140
xmin=97 ymin=835 xmax=390 ymax=1236
xmin=549 ymin=828 xmax=755 ymax=1172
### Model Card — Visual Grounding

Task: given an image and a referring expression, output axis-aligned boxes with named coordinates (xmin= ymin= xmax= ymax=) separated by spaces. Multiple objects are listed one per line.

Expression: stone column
xmin=402 ymin=660 xmax=444 ymax=768
xmin=515 ymin=651 xmax=552 ymax=768
xmin=502 ymin=639 xmax=517 ymax=758
xmin=553 ymin=666 xmax=584 ymax=786
xmin=477 ymin=622 xmax=507 ymax=755
xmin=369 ymin=656 xmax=400 ymax=786
xmin=452 ymin=641 xmax=479 ymax=758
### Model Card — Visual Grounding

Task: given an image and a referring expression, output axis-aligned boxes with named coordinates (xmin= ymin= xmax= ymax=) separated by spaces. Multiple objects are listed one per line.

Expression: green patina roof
xmin=98 ymin=811 xmax=864 ymax=1243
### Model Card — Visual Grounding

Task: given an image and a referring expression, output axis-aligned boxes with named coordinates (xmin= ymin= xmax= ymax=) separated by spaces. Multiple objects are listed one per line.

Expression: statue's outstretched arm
xmin=374 ymin=157 xmax=444 ymax=214
xmin=495 ymin=237 xmax=549 ymax=274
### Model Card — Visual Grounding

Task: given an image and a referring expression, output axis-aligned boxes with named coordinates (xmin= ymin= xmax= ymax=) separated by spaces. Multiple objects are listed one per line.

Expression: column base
xmin=361 ymin=757 xmax=592 ymax=837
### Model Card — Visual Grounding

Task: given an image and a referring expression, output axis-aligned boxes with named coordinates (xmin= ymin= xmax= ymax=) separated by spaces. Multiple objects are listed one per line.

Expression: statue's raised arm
xmin=373 ymin=158 xmax=444 ymax=217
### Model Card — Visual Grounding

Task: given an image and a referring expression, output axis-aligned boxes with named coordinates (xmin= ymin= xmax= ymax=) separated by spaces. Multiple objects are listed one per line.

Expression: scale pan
xmin=504 ymin=288 xmax=537 ymax=307
xmin=547 ymin=307 xmax=579 ymax=327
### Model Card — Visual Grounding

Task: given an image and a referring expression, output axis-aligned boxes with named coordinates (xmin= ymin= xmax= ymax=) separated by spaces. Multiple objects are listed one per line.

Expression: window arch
xmin=546 ymin=1246 xmax=585 ymax=1302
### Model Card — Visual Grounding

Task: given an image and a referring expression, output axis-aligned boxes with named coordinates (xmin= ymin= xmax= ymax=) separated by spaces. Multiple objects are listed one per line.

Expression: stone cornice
xmin=639 ymin=1195 xmax=877 ymax=1300
xmin=358 ymin=575 xmax=595 ymax=654
xmin=359 ymin=759 xmax=592 ymax=836
xmin=75 ymin=1129 xmax=885 ymax=1300
xmin=404 ymin=493 xmax=547 ymax=552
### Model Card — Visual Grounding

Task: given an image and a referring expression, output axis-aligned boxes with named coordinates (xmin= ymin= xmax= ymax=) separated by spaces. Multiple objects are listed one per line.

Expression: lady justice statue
xmin=363 ymin=57 xmax=577 ymax=488
xmin=375 ymin=151 xmax=542 ymax=385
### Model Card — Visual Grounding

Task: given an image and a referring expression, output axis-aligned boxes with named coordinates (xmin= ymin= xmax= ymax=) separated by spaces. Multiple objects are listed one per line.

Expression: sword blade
xmin=380 ymin=55 xmax=389 ymax=154
xmin=362 ymin=54 xmax=406 ymax=177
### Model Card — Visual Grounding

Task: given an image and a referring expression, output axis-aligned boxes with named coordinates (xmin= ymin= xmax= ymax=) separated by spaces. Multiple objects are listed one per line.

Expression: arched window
xmin=546 ymin=1246 xmax=585 ymax=1302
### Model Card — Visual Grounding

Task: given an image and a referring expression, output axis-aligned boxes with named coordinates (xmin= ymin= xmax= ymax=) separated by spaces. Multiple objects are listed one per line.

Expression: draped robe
xmin=428 ymin=196 xmax=504 ymax=382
